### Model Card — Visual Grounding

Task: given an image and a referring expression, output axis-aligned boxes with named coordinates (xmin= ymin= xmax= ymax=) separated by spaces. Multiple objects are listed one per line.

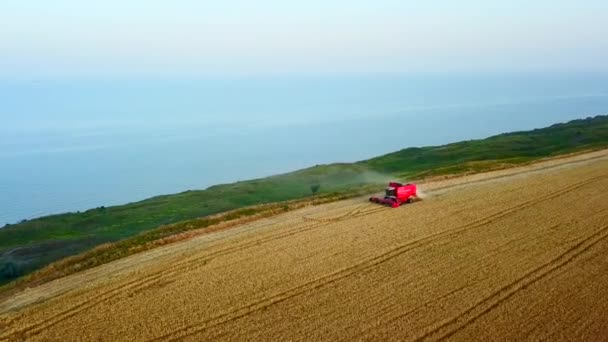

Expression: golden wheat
xmin=1 ymin=151 xmax=607 ymax=342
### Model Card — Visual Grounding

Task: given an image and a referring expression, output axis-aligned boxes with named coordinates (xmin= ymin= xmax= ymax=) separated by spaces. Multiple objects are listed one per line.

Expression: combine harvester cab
xmin=369 ymin=182 xmax=418 ymax=208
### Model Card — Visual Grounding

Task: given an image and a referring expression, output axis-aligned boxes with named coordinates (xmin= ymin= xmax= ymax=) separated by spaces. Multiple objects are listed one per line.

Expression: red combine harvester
xmin=369 ymin=182 xmax=418 ymax=208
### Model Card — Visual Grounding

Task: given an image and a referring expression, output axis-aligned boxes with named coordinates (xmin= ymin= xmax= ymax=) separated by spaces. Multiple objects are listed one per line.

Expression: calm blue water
xmin=1 ymin=73 xmax=607 ymax=225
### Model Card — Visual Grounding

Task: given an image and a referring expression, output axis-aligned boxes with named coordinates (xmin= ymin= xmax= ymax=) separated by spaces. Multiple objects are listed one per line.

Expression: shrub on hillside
xmin=0 ymin=261 xmax=21 ymax=281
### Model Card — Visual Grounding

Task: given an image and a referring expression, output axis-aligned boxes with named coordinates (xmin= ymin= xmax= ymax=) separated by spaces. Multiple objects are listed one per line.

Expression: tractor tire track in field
xmin=146 ymin=175 xmax=607 ymax=341
xmin=2 ymin=151 xmax=607 ymax=342
xmin=415 ymin=223 xmax=608 ymax=342
xmin=336 ymin=285 xmax=472 ymax=342
xmin=4 ymin=174 xmax=604 ymax=341
xmin=0 ymin=219 xmax=332 ymax=340
xmin=303 ymin=204 xmax=385 ymax=222
xmin=1 ymin=203 xmax=388 ymax=340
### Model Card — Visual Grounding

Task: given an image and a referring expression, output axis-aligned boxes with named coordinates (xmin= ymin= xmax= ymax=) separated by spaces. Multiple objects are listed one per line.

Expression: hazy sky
xmin=1 ymin=0 xmax=607 ymax=77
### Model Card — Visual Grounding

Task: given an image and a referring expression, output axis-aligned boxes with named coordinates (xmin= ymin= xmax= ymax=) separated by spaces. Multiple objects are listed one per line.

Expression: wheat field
xmin=1 ymin=150 xmax=608 ymax=341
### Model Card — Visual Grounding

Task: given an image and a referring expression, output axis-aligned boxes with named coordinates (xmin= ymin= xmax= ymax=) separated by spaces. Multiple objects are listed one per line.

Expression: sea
xmin=1 ymin=72 xmax=607 ymax=225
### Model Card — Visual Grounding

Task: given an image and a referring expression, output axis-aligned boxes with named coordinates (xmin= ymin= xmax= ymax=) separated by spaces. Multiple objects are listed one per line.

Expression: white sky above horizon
xmin=1 ymin=0 xmax=607 ymax=78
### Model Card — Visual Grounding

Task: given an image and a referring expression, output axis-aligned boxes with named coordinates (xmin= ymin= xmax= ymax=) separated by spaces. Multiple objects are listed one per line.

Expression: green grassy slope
xmin=1 ymin=115 xmax=607 ymax=284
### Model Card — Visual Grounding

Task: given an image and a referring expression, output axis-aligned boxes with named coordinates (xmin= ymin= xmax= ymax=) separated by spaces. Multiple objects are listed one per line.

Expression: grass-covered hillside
xmin=1 ymin=115 xmax=607 ymax=285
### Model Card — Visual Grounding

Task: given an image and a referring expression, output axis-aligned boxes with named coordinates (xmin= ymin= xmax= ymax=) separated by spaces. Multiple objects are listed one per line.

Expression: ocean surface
xmin=1 ymin=73 xmax=607 ymax=225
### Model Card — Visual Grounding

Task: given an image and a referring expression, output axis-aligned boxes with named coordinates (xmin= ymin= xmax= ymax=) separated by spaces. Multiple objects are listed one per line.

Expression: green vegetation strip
xmin=0 ymin=187 xmax=378 ymax=299
xmin=1 ymin=115 xmax=607 ymax=288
